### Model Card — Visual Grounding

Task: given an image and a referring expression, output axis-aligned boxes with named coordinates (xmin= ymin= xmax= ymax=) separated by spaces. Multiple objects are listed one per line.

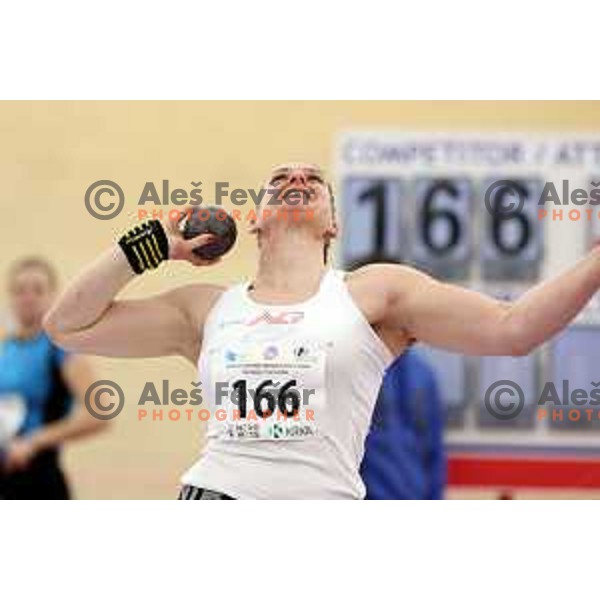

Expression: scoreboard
xmin=336 ymin=132 xmax=600 ymax=460
xmin=341 ymin=175 xmax=548 ymax=280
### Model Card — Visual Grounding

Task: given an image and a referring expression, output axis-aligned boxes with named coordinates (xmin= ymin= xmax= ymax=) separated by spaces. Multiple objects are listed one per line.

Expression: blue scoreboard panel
xmin=549 ymin=326 xmax=600 ymax=431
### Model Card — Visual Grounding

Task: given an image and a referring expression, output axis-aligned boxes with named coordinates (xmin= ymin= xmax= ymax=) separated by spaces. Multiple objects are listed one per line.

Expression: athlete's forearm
xmin=504 ymin=246 xmax=600 ymax=353
xmin=44 ymin=245 xmax=134 ymax=336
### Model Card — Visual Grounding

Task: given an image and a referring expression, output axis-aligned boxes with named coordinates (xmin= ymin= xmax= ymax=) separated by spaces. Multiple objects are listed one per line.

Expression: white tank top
xmin=180 ymin=269 xmax=393 ymax=499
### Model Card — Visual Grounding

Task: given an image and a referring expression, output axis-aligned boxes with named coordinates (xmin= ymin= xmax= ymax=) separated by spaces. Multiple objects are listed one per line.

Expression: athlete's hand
xmin=162 ymin=206 xmax=222 ymax=267
xmin=2 ymin=437 xmax=39 ymax=473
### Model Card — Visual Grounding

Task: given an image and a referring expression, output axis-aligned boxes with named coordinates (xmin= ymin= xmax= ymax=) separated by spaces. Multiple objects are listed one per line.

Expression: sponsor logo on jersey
xmin=263 ymin=345 xmax=279 ymax=360
xmin=246 ymin=311 xmax=304 ymax=326
xmin=293 ymin=345 xmax=309 ymax=359
xmin=225 ymin=350 xmax=239 ymax=363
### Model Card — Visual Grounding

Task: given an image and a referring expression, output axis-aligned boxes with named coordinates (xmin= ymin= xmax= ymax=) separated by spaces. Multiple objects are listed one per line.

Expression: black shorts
xmin=0 ymin=452 xmax=71 ymax=500
xmin=178 ymin=485 xmax=235 ymax=500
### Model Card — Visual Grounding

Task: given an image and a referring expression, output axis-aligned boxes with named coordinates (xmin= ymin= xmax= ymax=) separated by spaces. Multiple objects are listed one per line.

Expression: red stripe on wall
xmin=448 ymin=455 xmax=600 ymax=488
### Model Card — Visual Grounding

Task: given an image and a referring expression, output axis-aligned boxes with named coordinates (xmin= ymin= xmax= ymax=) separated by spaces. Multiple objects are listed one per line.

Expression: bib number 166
xmin=228 ymin=379 xmax=302 ymax=419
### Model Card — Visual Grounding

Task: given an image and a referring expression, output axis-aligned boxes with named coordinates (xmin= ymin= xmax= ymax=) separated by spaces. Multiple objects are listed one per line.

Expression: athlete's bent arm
xmin=44 ymin=217 xmax=222 ymax=362
xmin=368 ymin=246 xmax=600 ymax=356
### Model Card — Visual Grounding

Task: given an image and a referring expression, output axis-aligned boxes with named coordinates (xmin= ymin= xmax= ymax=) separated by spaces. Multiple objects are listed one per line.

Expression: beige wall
xmin=2 ymin=101 xmax=600 ymax=498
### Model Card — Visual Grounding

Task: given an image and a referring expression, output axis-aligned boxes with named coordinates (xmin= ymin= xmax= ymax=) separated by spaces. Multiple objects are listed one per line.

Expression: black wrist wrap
xmin=118 ymin=219 xmax=170 ymax=274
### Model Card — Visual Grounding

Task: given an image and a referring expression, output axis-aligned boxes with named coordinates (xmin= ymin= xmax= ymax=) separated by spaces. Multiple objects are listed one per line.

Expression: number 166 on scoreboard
xmin=340 ymin=177 xmax=544 ymax=281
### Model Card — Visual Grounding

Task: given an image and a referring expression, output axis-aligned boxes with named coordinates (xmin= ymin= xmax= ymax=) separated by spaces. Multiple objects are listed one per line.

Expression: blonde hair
xmin=8 ymin=256 xmax=58 ymax=291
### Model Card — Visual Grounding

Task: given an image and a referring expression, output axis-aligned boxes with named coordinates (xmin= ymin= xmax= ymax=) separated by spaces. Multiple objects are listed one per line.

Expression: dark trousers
xmin=0 ymin=452 xmax=71 ymax=500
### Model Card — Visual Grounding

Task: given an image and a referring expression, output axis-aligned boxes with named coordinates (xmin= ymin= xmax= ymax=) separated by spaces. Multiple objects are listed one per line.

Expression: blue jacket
xmin=360 ymin=349 xmax=446 ymax=499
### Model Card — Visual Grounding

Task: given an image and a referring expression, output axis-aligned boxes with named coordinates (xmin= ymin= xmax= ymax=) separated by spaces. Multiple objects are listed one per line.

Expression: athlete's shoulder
xmin=148 ymin=283 xmax=225 ymax=355
xmin=345 ymin=262 xmax=425 ymax=293
xmin=345 ymin=264 xmax=433 ymax=331
xmin=167 ymin=282 xmax=226 ymax=299
xmin=164 ymin=283 xmax=226 ymax=314
xmin=341 ymin=265 xmax=403 ymax=325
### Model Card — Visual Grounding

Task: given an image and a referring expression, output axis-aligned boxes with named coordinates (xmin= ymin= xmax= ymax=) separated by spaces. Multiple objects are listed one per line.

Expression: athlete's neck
xmin=253 ymin=229 xmax=327 ymax=299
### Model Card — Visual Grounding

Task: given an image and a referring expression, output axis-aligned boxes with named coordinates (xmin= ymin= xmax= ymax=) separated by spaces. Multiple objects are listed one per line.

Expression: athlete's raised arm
xmin=44 ymin=212 xmax=224 ymax=363
xmin=362 ymin=247 xmax=600 ymax=356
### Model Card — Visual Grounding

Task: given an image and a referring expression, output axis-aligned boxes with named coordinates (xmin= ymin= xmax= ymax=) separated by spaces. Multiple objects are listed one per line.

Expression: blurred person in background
xmin=361 ymin=348 xmax=446 ymax=499
xmin=0 ymin=257 xmax=109 ymax=500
